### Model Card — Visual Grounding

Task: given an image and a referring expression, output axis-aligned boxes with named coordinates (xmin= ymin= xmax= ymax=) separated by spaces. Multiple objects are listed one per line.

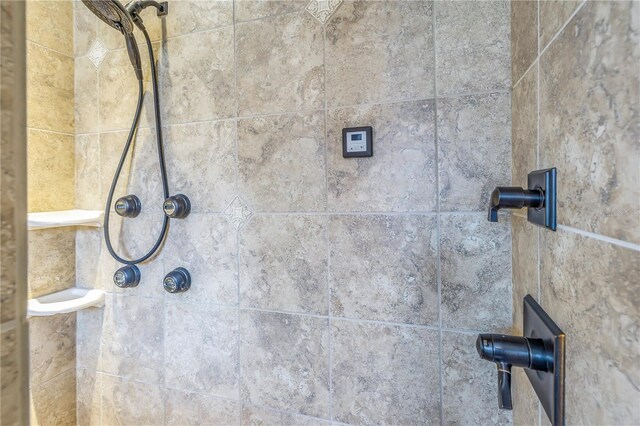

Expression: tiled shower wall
xmin=25 ymin=0 xmax=78 ymax=424
xmin=511 ymin=1 xmax=639 ymax=425
xmin=74 ymin=1 xmax=513 ymax=424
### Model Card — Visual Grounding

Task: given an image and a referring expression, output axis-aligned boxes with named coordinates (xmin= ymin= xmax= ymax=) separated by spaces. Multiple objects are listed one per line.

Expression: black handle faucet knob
xmin=163 ymin=267 xmax=191 ymax=293
xmin=115 ymin=194 xmax=142 ymax=218
xmin=163 ymin=194 xmax=191 ymax=219
xmin=488 ymin=187 xmax=544 ymax=222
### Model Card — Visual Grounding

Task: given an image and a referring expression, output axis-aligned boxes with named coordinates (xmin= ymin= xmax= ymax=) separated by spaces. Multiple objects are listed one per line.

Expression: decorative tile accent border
xmin=306 ymin=0 xmax=343 ymax=24
xmin=87 ymin=40 xmax=108 ymax=68
xmin=224 ymin=196 xmax=253 ymax=230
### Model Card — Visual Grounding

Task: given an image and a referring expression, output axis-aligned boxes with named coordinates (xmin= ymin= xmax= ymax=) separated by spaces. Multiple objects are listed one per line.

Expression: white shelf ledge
xmin=28 ymin=209 xmax=103 ymax=230
xmin=27 ymin=288 xmax=105 ymax=317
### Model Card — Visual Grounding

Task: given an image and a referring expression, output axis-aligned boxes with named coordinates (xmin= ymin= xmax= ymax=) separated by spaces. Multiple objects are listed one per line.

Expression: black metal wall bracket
xmin=523 ymin=295 xmax=565 ymax=426
xmin=488 ymin=168 xmax=557 ymax=231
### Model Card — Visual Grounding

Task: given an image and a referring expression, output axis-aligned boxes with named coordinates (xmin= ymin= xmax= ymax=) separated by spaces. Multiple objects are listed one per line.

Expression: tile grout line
xmin=538 ymin=0 xmax=587 ymax=59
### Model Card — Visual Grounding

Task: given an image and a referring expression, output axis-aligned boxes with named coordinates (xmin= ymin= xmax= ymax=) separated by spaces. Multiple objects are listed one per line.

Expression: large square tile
xmin=100 ymin=374 xmax=163 ymax=425
xmin=29 ymin=313 xmax=76 ymax=386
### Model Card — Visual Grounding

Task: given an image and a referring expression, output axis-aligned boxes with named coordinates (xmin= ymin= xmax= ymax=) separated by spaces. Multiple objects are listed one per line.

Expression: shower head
xmin=82 ymin=0 xmax=142 ymax=80
xmin=81 ymin=0 xmax=134 ymax=34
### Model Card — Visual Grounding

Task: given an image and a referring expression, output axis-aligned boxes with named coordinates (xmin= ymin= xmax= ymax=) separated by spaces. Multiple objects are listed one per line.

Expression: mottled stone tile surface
xmin=26 ymin=42 xmax=74 ymax=133
xmin=436 ymin=0 xmax=511 ymax=95
xmin=26 ymin=0 xmax=73 ymax=55
xmin=27 ymin=129 xmax=75 ymax=212
xmin=100 ymin=374 xmax=163 ymax=425
xmin=539 ymin=0 xmax=581 ymax=50
xmin=332 ymin=320 xmax=440 ymax=425
xmin=28 ymin=228 xmax=75 ymax=298
xmin=241 ymin=405 xmax=331 ymax=426
xmin=511 ymin=215 xmax=538 ymax=332
xmin=30 ymin=369 xmax=77 ymax=426
xmin=0 ymin=330 xmax=19 ymax=425
xmin=165 ymin=389 xmax=240 ymax=425
xmin=330 ymin=215 xmax=437 ymax=325
xmin=160 ymin=27 xmax=235 ymax=124
xmin=74 ymin=0 xmax=97 ymax=57
xmin=236 ymin=12 xmax=323 ymax=116
xmin=165 ymin=0 xmax=233 ymax=38
xmin=101 ymin=294 xmax=164 ymax=384
xmin=76 ymin=368 xmax=101 ymax=426
xmin=438 ymin=92 xmax=511 ymax=212
xmin=511 ymin=0 xmax=538 ymax=84
xmin=165 ymin=121 xmax=236 ymax=213
xmin=511 ymin=66 xmax=537 ymax=189
xmin=75 ymin=133 xmax=100 ymax=210
xmin=442 ymin=332 xmax=511 ymax=425
xmin=29 ymin=313 xmax=76 ymax=386
xmin=240 ymin=215 xmax=328 ymax=314
xmin=440 ymin=214 xmax=512 ymax=332
xmin=74 ymin=56 xmax=98 ymax=134
xmin=539 ymin=1 xmax=640 ymax=244
xmin=76 ymin=307 xmax=103 ymax=371
xmin=163 ymin=214 xmax=238 ymax=305
xmin=327 ymin=100 xmax=436 ymax=212
xmin=540 ymin=229 xmax=640 ymax=424
xmin=165 ymin=300 xmax=239 ymax=399
xmin=240 ymin=310 xmax=330 ymax=418
xmin=235 ymin=0 xmax=307 ymax=22
xmin=238 ymin=112 xmax=326 ymax=212
xmin=325 ymin=0 xmax=433 ymax=107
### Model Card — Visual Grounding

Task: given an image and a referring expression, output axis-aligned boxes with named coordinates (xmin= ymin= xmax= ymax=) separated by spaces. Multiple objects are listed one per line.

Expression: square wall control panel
xmin=342 ymin=126 xmax=373 ymax=157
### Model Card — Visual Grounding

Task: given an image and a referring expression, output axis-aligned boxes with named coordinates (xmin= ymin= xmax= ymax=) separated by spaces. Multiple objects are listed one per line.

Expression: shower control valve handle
xmin=115 ymin=194 xmax=142 ymax=218
xmin=164 ymin=268 xmax=191 ymax=293
xmin=163 ymin=194 xmax=191 ymax=219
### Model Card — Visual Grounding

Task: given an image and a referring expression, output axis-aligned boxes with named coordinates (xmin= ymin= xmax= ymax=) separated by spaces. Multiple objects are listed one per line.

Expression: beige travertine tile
xmin=327 ymin=100 xmax=436 ymax=212
xmin=163 ymin=214 xmax=238 ymax=305
xmin=164 ymin=120 xmax=236 ymax=213
xmin=236 ymin=11 xmax=323 ymax=116
xmin=329 ymin=215 xmax=438 ymax=325
xmin=100 ymin=374 xmax=163 ymax=425
xmin=75 ymin=133 xmax=100 ymax=210
xmin=26 ymin=0 xmax=73 ymax=56
xmin=164 ymin=300 xmax=239 ymax=399
xmin=26 ymin=42 xmax=74 ymax=133
xmin=159 ymin=27 xmax=235 ymax=124
xmin=442 ymin=332 xmax=511 ymax=425
xmin=237 ymin=112 xmax=326 ymax=212
xmin=332 ymin=320 xmax=440 ymax=425
xmin=235 ymin=0 xmax=306 ymax=22
xmin=512 ymin=65 xmax=537 ymax=189
xmin=27 ymin=129 xmax=75 ymax=212
xmin=30 ymin=369 xmax=77 ymax=426
xmin=436 ymin=0 xmax=511 ymax=95
xmin=28 ymin=228 xmax=76 ymax=298
xmin=74 ymin=56 xmax=98 ymax=134
xmin=325 ymin=0 xmax=434 ymax=107
xmin=540 ymin=229 xmax=640 ymax=424
xmin=241 ymin=404 xmax=331 ymax=426
xmin=512 ymin=368 xmax=540 ymax=426
xmin=100 ymin=294 xmax=164 ymax=384
xmin=165 ymin=389 xmax=239 ymax=425
xmin=74 ymin=0 xmax=97 ymax=57
xmin=99 ymin=130 xmax=133 ymax=206
xmin=440 ymin=214 xmax=512 ymax=332
xmin=76 ymin=307 xmax=103 ymax=371
xmin=165 ymin=0 xmax=233 ymax=38
xmin=539 ymin=0 xmax=581 ymax=50
xmin=76 ymin=368 xmax=101 ymax=426
xmin=438 ymin=92 xmax=511 ymax=212
xmin=76 ymin=228 xmax=119 ymax=294
xmin=1 ymin=329 xmax=19 ymax=425
xmin=239 ymin=310 xmax=330 ymax=418
xmin=29 ymin=313 xmax=76 ymax=386
xmin=239 ymin=215 xmax=328 ymax=314
xmin=539 ymin=1 xmax=640 ymax=244
xmin=511 ymin=1 xmax=538 ymax=85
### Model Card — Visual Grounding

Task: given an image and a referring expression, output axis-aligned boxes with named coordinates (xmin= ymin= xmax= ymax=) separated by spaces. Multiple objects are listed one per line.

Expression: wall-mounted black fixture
xmin=163 ymin=267 xmax=191 ymax=293
xmin=115 ymin=194 xmax=142 ymax=218
xmin=488 ymin=168 xmax=557 ymax=230
xmin=476 ymin=295 xmax=565 ymax=425
xmin=163 ymin=194 xmax=191 ymax=219
xmin=113 ymin=265 xmax=141 ymax=288
xmin=342 ymin=126 xmax=373 ymax=158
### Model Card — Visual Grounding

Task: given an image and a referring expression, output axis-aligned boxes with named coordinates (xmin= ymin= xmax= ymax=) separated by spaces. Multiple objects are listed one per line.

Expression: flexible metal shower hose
xmin=103 ymin=27 xmax=170 ymax=265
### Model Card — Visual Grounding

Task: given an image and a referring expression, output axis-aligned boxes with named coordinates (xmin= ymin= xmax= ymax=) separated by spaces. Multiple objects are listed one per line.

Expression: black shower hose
xmin=103 ymin=27 xmax=169 ymax=265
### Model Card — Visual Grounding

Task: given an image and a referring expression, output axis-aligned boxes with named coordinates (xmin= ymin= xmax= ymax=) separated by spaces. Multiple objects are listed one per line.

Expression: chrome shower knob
xmin=113 ymin=265 xmax=141 ymax=288
xmin=163 ymin=194 xmax=191 ymax=219
xmin=163 ymin=267 xmax=191 ymax=293
xmin=115 ymin=194 xmax=141 ymax=218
